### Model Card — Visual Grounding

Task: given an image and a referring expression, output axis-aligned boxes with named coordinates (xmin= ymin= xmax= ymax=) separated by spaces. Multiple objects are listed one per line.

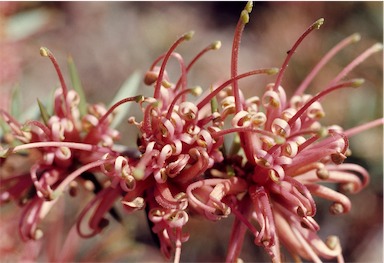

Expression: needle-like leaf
xmin=109 ymin=71 xmax=141 ymax=129
xmin=68 ymin=56 xmax=87 ymax=116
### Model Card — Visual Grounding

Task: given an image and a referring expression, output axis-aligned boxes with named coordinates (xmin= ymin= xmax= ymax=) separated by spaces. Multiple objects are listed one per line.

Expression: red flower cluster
xmin=1 ymin=2 xmax=382 ymax=262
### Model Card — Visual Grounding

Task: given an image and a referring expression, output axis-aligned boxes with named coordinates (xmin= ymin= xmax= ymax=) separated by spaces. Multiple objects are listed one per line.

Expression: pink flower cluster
xmin=1 ymin=2 xmax=382 ymax=262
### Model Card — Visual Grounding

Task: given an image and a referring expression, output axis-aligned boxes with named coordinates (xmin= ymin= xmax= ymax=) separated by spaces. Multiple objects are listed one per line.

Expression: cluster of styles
xmin=1 ymin=3 xmax=383 ymax=263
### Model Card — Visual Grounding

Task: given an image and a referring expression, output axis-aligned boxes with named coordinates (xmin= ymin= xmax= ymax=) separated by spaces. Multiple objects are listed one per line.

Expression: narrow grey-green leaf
xmin=37 ymin=98 xmax=50 ymax=125
xmin=109 ymin=71 xmax=141 ymax=129
xmin=229 ymin=133 xmax=241 ymax=156
xmin=45 ymin=87 xmax=55 ymax=117
xmin=10 ymin=84 xmax=21 ymax=118
xmin=0 ymin=118 xmax=8 ymax=138
xmin=68 ymin=56 xmax=87 ymax=116
xmin=210 ymin=86 xmax=219 ymax=114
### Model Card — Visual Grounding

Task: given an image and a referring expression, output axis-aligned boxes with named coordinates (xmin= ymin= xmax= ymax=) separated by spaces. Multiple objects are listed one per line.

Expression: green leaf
xmin=109 ymin=71 xmax=141 ymax=129
xmin=67 ymin=56 xmax=87 ymax=116
xmin=10 ymin=84 xmax=21 ymax=118
xmin=37 ymin=98 xmax=50 ymax=125
xmin=0 ymin=118 xmax=8 ymax=139
xmin=210 ymin=93 xmax=218 ymax=114
xmin=229 ymin=133 xmax=241 ymax=156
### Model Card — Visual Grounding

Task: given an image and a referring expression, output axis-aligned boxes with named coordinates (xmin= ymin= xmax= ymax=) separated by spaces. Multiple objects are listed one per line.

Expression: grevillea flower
xmin=184 ymin=3 xmax=383 ymax=262
xmin=123 ymin=25 xmax=282 ymax=260
xmin=0 ymin=47 xmax=128 ymax=241
xmin=0 ymin=2 xmax=382 ymax=263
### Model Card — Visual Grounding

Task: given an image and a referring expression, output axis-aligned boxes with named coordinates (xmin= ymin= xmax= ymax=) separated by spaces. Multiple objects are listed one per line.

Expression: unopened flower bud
xmin=33 ymin=228 xmax=44 ymax=240
xmin=325 ymin=235 xmax=340 ymax=250
xmin=329 ymin=202 xmax=344 ymax=215
xmin=316 ymin=167 xmax=329 ymax=180
xmin=331 ymin=152 xmax=346 ymax=164
xmin=144 ymin=71 xmax=158 ymax=85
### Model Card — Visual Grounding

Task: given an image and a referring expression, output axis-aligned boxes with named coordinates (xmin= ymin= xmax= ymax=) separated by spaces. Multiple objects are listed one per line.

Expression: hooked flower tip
xmin=273 ymin=135 xmax=286 ymax=145
xmin=325 ymin=235 xmax=340 ymax=250
xmin=122 ymin=197 xmax=145 ymax=210
xmin=33 ymin=228 xmax=44 ymax=240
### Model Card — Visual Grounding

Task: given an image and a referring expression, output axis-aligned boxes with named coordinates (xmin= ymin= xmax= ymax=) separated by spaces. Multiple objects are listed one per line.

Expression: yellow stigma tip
xmin=39 ymin=47 xmax=50 ymax=57
xmin=240 ymin=10 xmax=250 ymax=24
xmin=245 ymin=1 xmax=253 ymax=13
xmin=351 ymin=33 xmax=361 ymax=43
xmin=313 ymin=18 xmax=325 ymax=29
xmin=184 ymin=31 xmax=195 ymax=41
xmin=267 ymin=68 xmax=280 ymax=75
xmin=211 ymin=41 xmax=222 ymax=50
xmin=351 ymin=78 xmax=365 ymax=88
xmin=135 ymin=95 xmax=145 ymax=103
xmin=191 ymin=86 xmax=203 ymax=96
xmin=372 ymin=43 xmax=383 ymax=52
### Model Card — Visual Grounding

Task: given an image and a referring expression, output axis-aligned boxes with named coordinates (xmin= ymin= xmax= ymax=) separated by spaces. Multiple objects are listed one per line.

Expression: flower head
xmin=0 ymin=47 xmax=124 ymax=241
xmin=0 ymin=2 xmax=382 ymax=263
xmin=185 ymin=3 xmax=382 ymax=262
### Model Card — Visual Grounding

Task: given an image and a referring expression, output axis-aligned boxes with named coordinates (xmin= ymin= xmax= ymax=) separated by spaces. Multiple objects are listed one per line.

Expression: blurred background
xmin=1 ymin=2 xmax=382 ymax=262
